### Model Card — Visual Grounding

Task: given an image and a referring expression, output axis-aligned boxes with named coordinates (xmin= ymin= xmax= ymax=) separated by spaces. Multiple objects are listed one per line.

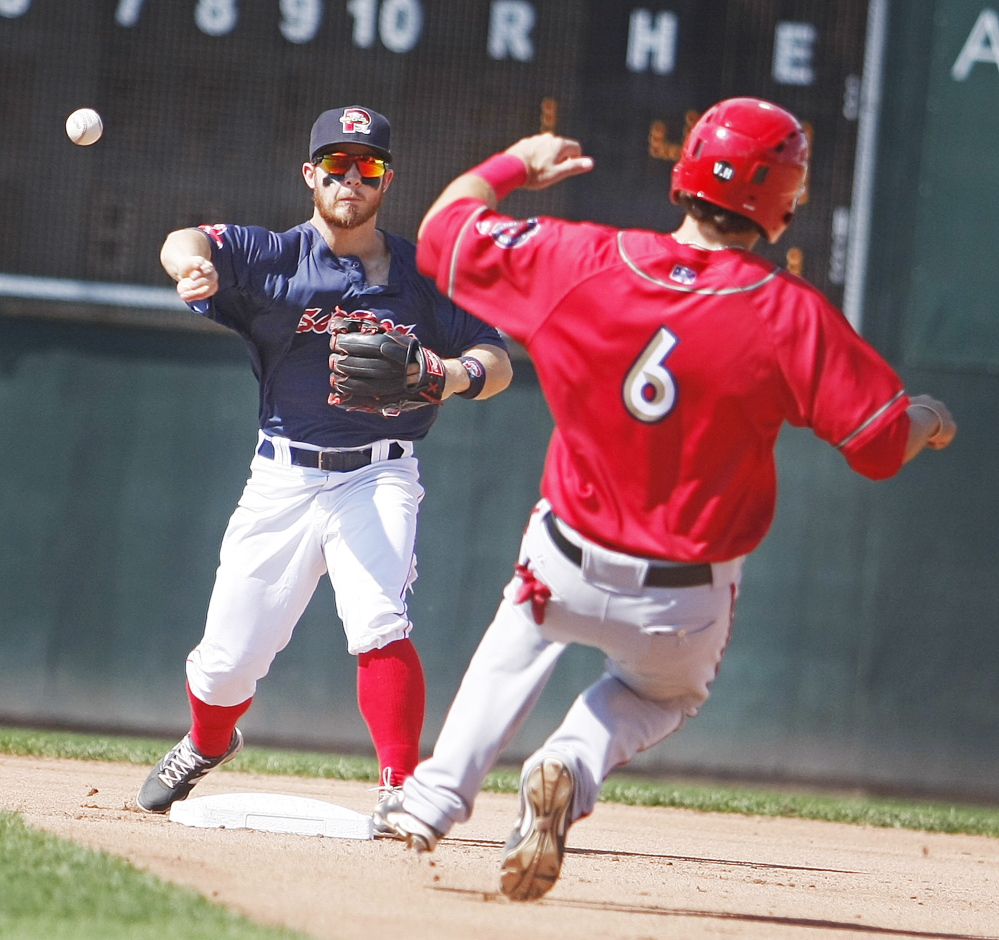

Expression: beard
xmin=314 ymin=181 xmax=383 ymax=230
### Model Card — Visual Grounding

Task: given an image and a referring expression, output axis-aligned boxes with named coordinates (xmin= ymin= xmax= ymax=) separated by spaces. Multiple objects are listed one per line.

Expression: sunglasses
xmin=315 ymin=152 xmax=389 ymax=180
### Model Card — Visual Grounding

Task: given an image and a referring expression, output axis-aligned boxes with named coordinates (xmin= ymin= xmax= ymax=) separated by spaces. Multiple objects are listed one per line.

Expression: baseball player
xmin=135 ymin=106 xmax=512 ymax=825
xmin=376 ymin=98 xmax=956 ymax=899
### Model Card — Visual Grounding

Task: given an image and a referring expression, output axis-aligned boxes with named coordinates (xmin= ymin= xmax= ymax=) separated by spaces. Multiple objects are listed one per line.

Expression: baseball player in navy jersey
xmin=376 ymin=98 xmax=957 ymax=899
xmin=135 ymin=106 xmax=512 ymax=824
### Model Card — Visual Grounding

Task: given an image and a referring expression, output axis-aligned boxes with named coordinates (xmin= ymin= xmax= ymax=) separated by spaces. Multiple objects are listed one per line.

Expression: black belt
xmin=542 ymin=512 xmax=713 ymax=588
xmin=257 ymin=438 xmax=405 ymax=472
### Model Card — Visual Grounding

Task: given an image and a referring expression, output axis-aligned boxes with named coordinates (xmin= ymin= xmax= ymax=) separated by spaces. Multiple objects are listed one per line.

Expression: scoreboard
xmin=0 ymin=0 xmax=869 ymax=312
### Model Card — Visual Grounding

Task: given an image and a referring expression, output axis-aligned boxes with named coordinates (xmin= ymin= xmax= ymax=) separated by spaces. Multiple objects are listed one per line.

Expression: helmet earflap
xmin=670 ymin=98 xmax=809 ymax=243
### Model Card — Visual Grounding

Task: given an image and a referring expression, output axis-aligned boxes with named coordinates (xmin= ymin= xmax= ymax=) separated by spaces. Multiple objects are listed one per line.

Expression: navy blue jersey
xmin=190 ymin=222 xmax=505 ymax=448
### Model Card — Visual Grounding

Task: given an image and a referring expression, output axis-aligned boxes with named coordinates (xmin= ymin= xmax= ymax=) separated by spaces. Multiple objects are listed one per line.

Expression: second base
xmin=169 ymin=792 xmax=374 ymax=840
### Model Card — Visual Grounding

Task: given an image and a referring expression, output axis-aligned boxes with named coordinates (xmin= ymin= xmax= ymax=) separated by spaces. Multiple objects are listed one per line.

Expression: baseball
xmin=66 ymin=108 xmax=103 ymax=146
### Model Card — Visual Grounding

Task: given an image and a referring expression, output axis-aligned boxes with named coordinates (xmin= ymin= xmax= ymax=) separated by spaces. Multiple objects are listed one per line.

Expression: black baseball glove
xmin=328 ymin=308 xmax=446 ymax=416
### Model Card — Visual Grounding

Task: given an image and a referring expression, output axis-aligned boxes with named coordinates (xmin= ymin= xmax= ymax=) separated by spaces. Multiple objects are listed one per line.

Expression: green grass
xmin=0 ymin=725 xmax=379 ymax=780
xmin=3 ymin=724 xmax=999 ymax=838
xmin=0 ymin=811 xmax=309 ymax=940
xmin=596 ymin=777 xmax=999 ymax=837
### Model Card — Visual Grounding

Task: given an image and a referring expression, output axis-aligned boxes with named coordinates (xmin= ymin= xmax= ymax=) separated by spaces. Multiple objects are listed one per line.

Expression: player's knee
xmin=344 ymin=613 xmax=411 ymax=656
xmin=186 ymin=649 xmax=260 ymax=705
xmin=648 ymin=689 xmax=708 ymax=718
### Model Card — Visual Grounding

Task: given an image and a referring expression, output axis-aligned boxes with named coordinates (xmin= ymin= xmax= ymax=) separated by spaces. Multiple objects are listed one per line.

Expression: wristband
xmin=456 ymin=356 xmax=487 ymax=399
xmin=911 ymin=402 xmax=944 ymax=440
xmin=469 ymin=153 xmax=528 ymax=202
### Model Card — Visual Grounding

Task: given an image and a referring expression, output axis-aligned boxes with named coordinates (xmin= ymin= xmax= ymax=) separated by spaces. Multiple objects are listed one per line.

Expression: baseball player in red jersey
xmin=374 ymin=98 xmax=956 ymax=899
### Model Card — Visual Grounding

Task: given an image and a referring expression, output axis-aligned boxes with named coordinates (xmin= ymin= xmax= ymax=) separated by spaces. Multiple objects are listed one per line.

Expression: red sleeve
xmin=415 ymin=199 xmax=482 ymax=287
xmin=841 ymin=406 xmax=910 ymax=479
xmin=762 ymin=274 xmax=909 ymax=480
xmin=417 ymin=201 xmax=614 ymax=345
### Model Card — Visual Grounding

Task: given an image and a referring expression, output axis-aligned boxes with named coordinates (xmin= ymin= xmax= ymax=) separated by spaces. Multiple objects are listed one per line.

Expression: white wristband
xmin=911 ymin=402 xmax=943 ymax=440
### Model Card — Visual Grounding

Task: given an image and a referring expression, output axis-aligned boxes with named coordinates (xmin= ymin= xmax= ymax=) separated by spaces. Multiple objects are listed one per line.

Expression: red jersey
xmin=418 ymin=201 xmax=909 ymax=562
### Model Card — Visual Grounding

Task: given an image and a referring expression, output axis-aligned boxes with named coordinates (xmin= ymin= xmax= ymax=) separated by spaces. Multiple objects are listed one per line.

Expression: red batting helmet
xmin=670 ymin=97 xmax=809 ymax=243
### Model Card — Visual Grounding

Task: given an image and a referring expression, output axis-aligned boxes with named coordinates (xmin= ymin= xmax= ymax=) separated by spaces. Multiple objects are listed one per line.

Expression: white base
xmin=169 ymin=792 xmax=374 ymax=840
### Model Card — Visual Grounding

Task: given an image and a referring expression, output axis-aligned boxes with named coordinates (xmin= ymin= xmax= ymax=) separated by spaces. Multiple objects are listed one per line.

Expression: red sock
xmin=187 ymin=682 xmax=252 ymax=757
xmin=357 ymin=638 xmax=425 ymax=785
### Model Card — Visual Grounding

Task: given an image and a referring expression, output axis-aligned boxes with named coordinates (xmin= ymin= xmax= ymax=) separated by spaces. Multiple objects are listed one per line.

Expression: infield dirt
xmin=2 ymin=754 xmax=997 ymax=940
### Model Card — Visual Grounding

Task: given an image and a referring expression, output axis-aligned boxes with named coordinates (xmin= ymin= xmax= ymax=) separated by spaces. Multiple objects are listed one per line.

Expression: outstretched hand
xmin=417 ymin=134 xmax=595 ymax=240
xmin=903 ymin=393 xmax=957 ymax=463
xmin=175 ymin=258 xmax=219 ymax=303
xmin=504 ymin=134 xmax=595 ymax=191
xmin=908 ymin=394 xmax=957 ymax=451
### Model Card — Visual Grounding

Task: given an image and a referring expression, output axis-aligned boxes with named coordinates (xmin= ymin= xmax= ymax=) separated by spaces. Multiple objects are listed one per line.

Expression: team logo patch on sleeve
xmin=198 ymin=223 xmax=229 ymax=248
xmin=474 ymin=217 xmax=542 ymax=248
xmin=669 ymin=264 xmax=698 ymax=285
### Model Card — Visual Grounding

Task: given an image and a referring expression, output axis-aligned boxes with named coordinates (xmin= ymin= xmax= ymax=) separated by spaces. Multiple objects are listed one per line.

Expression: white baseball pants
xmin=403 ymin=499 xmax=743 ymax=833
xmin=186 ymin=434 xmax=423 ymax=706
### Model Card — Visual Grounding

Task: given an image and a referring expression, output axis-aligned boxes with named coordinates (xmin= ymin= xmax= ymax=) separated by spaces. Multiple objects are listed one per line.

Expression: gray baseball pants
xmin=402 ymin=499 xmax=744 ymax=834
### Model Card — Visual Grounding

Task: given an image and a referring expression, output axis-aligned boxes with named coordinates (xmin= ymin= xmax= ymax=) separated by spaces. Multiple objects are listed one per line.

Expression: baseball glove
xmin=328 ymin=308 xmax=446 ymax=416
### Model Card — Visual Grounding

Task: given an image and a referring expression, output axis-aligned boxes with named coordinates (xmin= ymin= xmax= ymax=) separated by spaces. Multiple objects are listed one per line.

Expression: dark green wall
xmin=2 ymin=314 xmax=996 ymax=803
xmin=0 ymin=317 xmax=258 ymax=727
xmin=0 ymin=313 xmax=567 ymax=749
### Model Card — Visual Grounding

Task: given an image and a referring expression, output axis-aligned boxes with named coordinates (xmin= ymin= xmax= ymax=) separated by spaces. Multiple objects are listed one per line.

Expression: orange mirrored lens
xmin=317 ymin=153 xmax=387 ymax=178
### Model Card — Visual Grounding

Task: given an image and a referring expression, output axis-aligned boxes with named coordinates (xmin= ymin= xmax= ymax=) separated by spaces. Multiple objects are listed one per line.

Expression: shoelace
xmin=370 ymin=766 xmax=403 ymax=802
xmin=157 ymin=737 xmax=213 ymax=787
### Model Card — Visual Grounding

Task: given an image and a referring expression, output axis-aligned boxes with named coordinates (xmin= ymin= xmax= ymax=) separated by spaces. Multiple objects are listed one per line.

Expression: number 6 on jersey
xmin=623 ymin=327 xmax=678 ymax=422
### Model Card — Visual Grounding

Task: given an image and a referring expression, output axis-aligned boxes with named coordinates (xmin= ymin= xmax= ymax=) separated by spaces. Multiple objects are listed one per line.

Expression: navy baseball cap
xmin=309 ymin=106 xmax=392 ymax=162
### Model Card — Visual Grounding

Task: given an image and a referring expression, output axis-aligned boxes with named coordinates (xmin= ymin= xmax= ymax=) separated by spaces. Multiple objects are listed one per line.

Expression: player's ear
xmin=380 ymin=168 xmax=394 ymax=195
xmin=303 ymin=162 xmax=318 ymax=190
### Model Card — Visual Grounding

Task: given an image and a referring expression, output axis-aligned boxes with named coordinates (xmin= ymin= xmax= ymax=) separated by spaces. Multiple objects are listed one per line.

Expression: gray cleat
xmin=136 ymin=729 xmax=243 ymax=814
xmin=499 ymin=755 xmax=576 ymax=901
xmin=371 ymin=767 xmax=407 ymax=840
xmin=372 ymin=791 xmax=443 ymax=853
